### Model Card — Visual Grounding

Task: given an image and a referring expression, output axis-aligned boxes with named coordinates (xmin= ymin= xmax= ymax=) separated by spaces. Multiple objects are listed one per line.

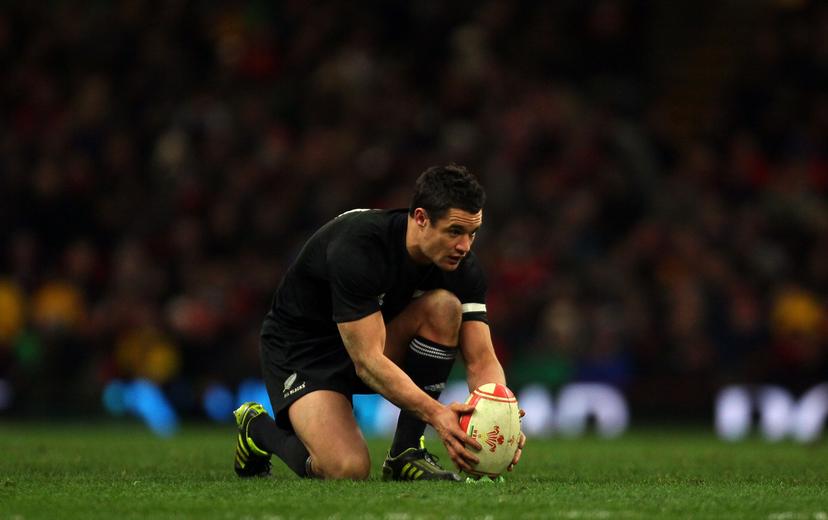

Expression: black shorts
xmin=260 ymin=332 xmax=372 ymax=430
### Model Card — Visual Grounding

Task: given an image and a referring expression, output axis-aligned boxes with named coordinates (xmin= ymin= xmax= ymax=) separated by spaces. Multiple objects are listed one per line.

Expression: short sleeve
xmin=327 ymin=234 xmax=386 ymax=323
xmin=445 ymin=253 xmax=489 ymax=323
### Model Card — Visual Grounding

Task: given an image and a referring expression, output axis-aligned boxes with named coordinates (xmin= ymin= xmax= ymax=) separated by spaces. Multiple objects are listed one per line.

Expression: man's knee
xmin=419 ymin=289 xmax=462 ymax=340
xmin=316 ymin=454 xmax=371 ymax=480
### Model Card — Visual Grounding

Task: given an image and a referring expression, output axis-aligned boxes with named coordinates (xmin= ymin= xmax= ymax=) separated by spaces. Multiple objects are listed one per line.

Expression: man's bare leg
xmin=287 ymin=390 xmax=371 ymax=480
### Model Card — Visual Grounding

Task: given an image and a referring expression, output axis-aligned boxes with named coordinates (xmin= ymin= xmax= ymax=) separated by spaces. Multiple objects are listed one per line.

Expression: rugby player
xmin=233 ymin=165 xmax=525 ymax=480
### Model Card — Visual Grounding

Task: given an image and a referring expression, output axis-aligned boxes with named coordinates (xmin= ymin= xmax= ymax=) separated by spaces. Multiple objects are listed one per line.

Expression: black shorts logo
xmin=283 ymin=371 xmax=306 ymax=398
xmin=284 ymin=372 xmax=298 ymax=392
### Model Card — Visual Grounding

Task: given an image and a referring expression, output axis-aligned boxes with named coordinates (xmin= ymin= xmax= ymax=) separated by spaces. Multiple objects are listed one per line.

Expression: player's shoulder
xmin=331 ymin=208 xmax=405 ymax=239
xmin=325 ymin=208 xmax=405 ymax=256
xmin=334 ymin=207 xmax=403 ymax=223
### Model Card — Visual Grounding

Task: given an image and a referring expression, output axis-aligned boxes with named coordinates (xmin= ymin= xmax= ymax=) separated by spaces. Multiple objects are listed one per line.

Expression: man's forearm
xmin=465 ymin=356 xmax=506 ymax=390
xmin=355 ymin=353 xmax=442 ymax=423
xmin=460 ymin=320 xmax=507 ymax=390
xmin=337 ymin=311 xmax=442 ymax=424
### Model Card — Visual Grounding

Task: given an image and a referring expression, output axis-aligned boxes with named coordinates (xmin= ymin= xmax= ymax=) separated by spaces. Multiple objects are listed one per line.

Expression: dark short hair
xmin=408 ymin=165 xmax=486 ymax=222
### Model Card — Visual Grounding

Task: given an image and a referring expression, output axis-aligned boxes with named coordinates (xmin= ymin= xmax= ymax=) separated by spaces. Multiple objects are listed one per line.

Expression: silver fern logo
xmin=284 ymin=372 xmax=298 ymax=392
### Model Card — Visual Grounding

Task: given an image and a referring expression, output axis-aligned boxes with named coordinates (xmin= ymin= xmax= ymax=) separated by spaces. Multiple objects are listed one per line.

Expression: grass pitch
xmin=1 ymin=423 xmax=826 ymax=519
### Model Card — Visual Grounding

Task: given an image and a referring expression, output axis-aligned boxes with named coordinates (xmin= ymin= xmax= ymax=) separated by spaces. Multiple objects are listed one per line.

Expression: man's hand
xmin=507 ymin=409 xmax=526 ymax=472
xmin=429 ymin=402 xmax=482 ymax=473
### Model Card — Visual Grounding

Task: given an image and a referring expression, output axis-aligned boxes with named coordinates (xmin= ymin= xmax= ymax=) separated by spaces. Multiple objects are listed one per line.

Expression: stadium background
xmin=0 ymin=0 xmax=826 ymax=437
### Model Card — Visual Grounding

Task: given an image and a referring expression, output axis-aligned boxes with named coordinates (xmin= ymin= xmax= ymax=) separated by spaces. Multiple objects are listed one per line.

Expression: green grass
xmin=1 ymin=423 xmax=826 ymax=519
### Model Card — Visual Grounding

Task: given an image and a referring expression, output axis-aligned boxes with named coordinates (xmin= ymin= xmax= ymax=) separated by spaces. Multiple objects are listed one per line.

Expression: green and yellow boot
xmin=381 ymin=436 xmax=461 ymax=481
xmin=233 ymin=402 xmax=272 ymax=478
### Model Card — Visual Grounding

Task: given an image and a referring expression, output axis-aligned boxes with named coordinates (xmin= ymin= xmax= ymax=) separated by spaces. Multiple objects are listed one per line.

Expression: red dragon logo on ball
xmin=485 ymin=425 xmax=505 ymax=452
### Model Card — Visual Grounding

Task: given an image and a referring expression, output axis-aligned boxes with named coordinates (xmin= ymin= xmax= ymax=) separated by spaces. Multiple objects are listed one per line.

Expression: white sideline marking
xmin=562 ymin=512 xmax=611 ymax=519
xmin=768 ymin=513 xmax=827 ymax=520
xmin=557 ymin=512 xmax=637 ymax=519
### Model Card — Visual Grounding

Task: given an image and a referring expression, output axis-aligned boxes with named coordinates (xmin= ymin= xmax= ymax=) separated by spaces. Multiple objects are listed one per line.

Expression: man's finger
xmin=448 ymin=443 xmax=473 ymax=472
xmin=455 ymin=427 xmax=482 ymax=456
xmin=458 ymin=443 xmax=480 ymax=464
xmin=511 ymin=448 xmax=522 ymax=466
xmin=451 ymin=434 xmax=480 ymax=465
xmin=451 ymin=420 xmax=482 ymax=451
xmin=454 ymin=455 xmax=472 ymax=473
xmin=507 ymin=446 xmax=522 ymax=472
xmin=464 ymin=432 xmax=482 ymax=451
xmin=450 ymin=402 xmax=476 ymax=415
xmin=442 ymin=431 xmax=477 ymax=470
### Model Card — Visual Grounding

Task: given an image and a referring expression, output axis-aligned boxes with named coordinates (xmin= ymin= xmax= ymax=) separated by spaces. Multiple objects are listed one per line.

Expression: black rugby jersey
xmin=262 ymin=208 xmax=488 ymax=350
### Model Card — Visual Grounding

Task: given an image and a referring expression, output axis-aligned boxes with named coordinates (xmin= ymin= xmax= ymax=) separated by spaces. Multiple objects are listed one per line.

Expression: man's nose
xmin=456 ymin=235 xmax=471 ymax=253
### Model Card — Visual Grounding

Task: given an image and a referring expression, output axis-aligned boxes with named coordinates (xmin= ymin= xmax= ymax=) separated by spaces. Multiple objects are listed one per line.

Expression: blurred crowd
xmin=1 ymin=0 xmax=827 ymax=418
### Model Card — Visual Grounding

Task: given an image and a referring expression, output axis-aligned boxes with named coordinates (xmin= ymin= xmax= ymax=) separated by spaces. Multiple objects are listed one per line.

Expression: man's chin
xmin=438 ymin=258 xmax=462 ymax=271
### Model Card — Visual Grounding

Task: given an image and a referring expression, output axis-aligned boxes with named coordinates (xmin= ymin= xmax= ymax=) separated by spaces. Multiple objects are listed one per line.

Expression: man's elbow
xmin=352 ymin=357 xmax=372 ymax=382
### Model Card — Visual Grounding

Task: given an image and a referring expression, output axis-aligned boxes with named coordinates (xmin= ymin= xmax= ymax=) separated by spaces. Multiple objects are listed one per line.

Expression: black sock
xmin=390 ymin=336 xmax=457 ymax=457
xmin=248 ymin=413 xmax=313 ymax=478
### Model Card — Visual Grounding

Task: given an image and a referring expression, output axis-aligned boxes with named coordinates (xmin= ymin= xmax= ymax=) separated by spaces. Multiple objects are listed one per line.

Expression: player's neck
xmin=405 ymin=217 xmax=431 ymax=265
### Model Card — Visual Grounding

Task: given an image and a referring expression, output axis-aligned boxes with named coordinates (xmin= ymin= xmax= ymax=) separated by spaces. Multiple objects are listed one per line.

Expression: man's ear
xmin=414 ymin=208 xmax=428 ymax=227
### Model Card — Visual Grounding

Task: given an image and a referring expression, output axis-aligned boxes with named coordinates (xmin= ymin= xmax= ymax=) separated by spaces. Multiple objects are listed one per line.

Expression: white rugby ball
xmin=459 ymin=383 xmax=522 ymax=478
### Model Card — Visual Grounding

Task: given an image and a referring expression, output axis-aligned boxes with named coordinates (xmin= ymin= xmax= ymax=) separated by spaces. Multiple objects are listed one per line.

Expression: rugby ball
xmin=459 ymin=383 xmax=521 ymax=478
